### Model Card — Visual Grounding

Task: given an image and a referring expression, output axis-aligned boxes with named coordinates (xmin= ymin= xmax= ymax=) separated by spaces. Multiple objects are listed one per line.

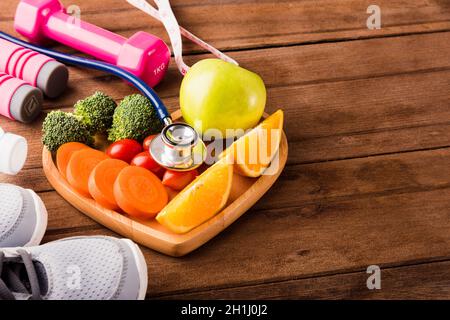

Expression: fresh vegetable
xmin=143 ymin=134 xmax=158 ymax=151
xmin=114 ymin=166 xmax=168 ymax=218
xmin=164 ymin=186 xmax=179 ymax=201
xmin=74 ymin=91 xmax=117 ymax=134
xmin=156 ymin=158 xmax=233 ymax=234
xmin=108 ymin=94 xmax=163 ymax=142
xmin=180 ymin=59 xmax=266 ymax=137
xmin=162 ymin=169 xmax=198 ymax=191
xmin=42 ymin=111 xmax=93 ymax=152
xmin=106 ymin=139 xmax=142 ymax=163
xmin=66 ymin=148 xmax=109 ymax=197
xmin=130 ymin=151 xmax=164 ymax=178
xmin=56 ymin=142 xmax=90 ymax=179
xmin=88 ymin=158 xmax=128 ymax=210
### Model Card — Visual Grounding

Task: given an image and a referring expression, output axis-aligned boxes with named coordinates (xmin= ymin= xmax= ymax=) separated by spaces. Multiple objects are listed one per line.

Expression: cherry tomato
xmin=143 ymin=134 xmax=158 ymax=151
xmin=164 ymin=186 xmax=179 ymax=201
xmin=131 ymin=151 xmax=165 ymax=179
xmin=106 ymin=139 xmax=143 ymax=163
xmin=162 ymin=169 xmax=198 ymax=191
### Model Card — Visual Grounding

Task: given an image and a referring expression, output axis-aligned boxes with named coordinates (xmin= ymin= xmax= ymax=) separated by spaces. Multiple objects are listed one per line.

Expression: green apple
xmin=180 ymin=59 xmax=266 ymax=137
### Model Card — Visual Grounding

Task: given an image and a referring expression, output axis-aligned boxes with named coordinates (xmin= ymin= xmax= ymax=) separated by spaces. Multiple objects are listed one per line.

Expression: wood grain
xmin=0 ymin=0 xmax=449 ymax=299
xmin=2 ymin=0 xmax=450 ymax=52
xmin=27 ymin=148 xmax=450 ymax=295
xmin=38 ymin=187 xmax=450 ymax=296
xmin=1 ymin=30 xmax=450 ymax=111
xmin=156 ymin=260 xmax=450 ymax=299
xmin=42 ymin=222 xmax=450 ymax=300
xmin=2 ymin=32 xmax=450 ymax=170
xmin=139 ymin=187 xmax=450 ymax=294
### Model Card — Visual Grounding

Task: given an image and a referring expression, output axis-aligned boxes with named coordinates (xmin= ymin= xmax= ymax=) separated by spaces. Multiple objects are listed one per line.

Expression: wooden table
xmin=1 ymin=0 xmax=450 ymax=299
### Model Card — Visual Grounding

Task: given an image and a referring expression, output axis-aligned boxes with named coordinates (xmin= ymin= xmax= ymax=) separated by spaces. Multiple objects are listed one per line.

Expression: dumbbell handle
xmin=45 ymin=11 xmax=126 ymax=64
xmin=0 ymin=38 xmax=52 ymax=82
xmin=0 ymin=38 xmax=67 ymax=98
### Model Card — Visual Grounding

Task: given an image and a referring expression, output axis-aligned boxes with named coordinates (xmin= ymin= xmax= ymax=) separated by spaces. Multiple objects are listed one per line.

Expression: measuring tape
xmin=126 ymin=0 xmax=239 ymax=75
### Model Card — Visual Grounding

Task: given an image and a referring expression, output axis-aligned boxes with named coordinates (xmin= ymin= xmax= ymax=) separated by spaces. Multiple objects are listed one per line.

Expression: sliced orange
xmin=221 ymin=109 xmax=284 ymax=177
xmin=156 ymin=158 xmax=233 ymax=234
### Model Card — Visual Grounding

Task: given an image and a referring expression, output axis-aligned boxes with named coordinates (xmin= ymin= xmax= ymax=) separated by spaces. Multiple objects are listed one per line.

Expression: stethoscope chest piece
xmin=150 ymin=122 xmax=206 ymax=171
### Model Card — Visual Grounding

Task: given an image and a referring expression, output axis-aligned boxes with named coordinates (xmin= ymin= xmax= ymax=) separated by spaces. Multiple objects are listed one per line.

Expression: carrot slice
xmin=56 ymin=142 xmax=90 ymax=179
xmin=88 ymin=159 xmax=128 ymax=210
xmin=114 ymin=166 xmax=168 ymax=218
xmin=66 ymin=149 xmax=109 ymax=197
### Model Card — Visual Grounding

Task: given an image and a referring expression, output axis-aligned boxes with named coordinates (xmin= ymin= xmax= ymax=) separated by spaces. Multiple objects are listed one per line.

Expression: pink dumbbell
xmin=0 ymin=38 xmax=68 ymax=98
xmin=14 ymin=0 xmax=171 ymax=88
xmin=0 ymin=72 xmax=43 ymax=123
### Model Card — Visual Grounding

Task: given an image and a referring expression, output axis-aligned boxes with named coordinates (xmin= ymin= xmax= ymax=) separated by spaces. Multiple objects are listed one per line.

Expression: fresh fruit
xmin=66 ymin=149 xmax=109 ymax=197
xmin=156 ymin=158 xmax=233 ymax=234
xmin=88 ymin=159 xmax=128 ymax=210
xmin=143 ymin=134 xmax=158 ymax=151
xmin=106 ymin=139 xmax=142 ymax=163
xmin=114 ymin=166 xmax=168 ymax=218
xmin=180 ymin=59 xmax=266 ymax=137
xmin=56 ymin=142 xmax=90 ymax=179
xmin=130 ymin=151 xmax=164 ymax=178
xmin=162 ymin=169 xmax=198 ymax=191
xmin=220 ymin=110 xmax=283 ymax=177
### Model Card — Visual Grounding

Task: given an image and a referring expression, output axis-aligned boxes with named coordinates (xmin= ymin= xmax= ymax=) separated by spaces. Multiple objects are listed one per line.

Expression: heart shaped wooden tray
xmin=43 ymin=111 xmax=288 ymax=257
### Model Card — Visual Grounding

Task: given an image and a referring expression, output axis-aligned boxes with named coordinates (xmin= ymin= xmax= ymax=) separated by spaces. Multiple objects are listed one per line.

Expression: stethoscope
xmin=0 ymin=31 xmax=206 ymax=172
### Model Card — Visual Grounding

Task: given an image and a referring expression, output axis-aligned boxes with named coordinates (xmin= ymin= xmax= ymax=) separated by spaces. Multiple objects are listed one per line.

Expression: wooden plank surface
xmin=1 ymin=0 xmax=450 ymax=299
xmin=3 ymin=147 xmax=450 ymax=296
xmin=2 ymin=0 xmax=450 ymax=51
xmin=2 ymin=32 xmax=450 ymax=170
xmin=158 ymin=260 xmax=450 ymax=300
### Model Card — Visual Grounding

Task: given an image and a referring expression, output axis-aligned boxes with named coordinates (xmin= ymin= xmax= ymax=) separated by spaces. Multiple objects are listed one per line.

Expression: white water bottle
xmin=0 ymin=127 xmax=27 ymax=175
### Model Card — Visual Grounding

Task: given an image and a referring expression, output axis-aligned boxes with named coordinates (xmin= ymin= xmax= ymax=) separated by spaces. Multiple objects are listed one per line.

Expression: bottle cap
xmin=0 ymin=131 xmax=28 ymax=175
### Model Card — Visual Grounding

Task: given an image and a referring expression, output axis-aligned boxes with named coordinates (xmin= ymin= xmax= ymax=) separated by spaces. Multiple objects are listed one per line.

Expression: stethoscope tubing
xmin=0 ymin=31 xmax=171 ymax=124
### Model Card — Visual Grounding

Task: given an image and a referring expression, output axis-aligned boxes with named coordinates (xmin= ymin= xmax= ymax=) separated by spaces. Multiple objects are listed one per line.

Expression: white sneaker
xmin=0 ymin=183 xmax=47 ymax=247
xmin=0 ymin=236 xmax=148 ymax=300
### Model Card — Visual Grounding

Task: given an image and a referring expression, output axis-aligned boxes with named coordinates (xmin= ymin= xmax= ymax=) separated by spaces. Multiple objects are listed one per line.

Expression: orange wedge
xmin=156 ymin=158 xmax=233 ymax=234
xmin=221 ymin=109 xmax=284 ymax=177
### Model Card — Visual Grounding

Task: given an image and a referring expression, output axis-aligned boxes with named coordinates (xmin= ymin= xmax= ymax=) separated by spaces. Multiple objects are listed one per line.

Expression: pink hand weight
xmin=14 ymin=0 xmax=171 ymax=87
xmin=0 ymin=38 xmax=68 ymax=98
xmin=0 ymin=72 xmax=43 ymax=123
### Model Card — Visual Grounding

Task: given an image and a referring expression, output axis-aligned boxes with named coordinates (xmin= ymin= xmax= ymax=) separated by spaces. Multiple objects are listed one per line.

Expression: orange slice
xmin=221 ymin=109 xmax=284 ymax=177
xmin=156 ymin=158 xmax=233 ymax=234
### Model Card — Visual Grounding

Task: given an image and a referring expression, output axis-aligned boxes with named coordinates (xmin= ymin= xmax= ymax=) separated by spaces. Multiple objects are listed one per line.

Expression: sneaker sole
xmin=24 ymin=189 xmax=48 ymax=247
xmin=122 ymin=239 xmax=148 ymax=300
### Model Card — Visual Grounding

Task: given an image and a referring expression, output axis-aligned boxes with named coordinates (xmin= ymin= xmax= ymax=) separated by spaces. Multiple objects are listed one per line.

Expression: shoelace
xmin=0 ymin=250 xmax=42 ymax=300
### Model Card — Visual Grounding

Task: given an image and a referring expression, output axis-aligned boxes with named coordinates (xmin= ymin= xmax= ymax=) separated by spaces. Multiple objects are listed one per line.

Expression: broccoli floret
xmin=108 ymin=94 xmax=163 ymax=142
xmin=74 ymin=91 xmax=117 ymax=134
xmin=42 ymin=111 xmax=93 ymax=152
